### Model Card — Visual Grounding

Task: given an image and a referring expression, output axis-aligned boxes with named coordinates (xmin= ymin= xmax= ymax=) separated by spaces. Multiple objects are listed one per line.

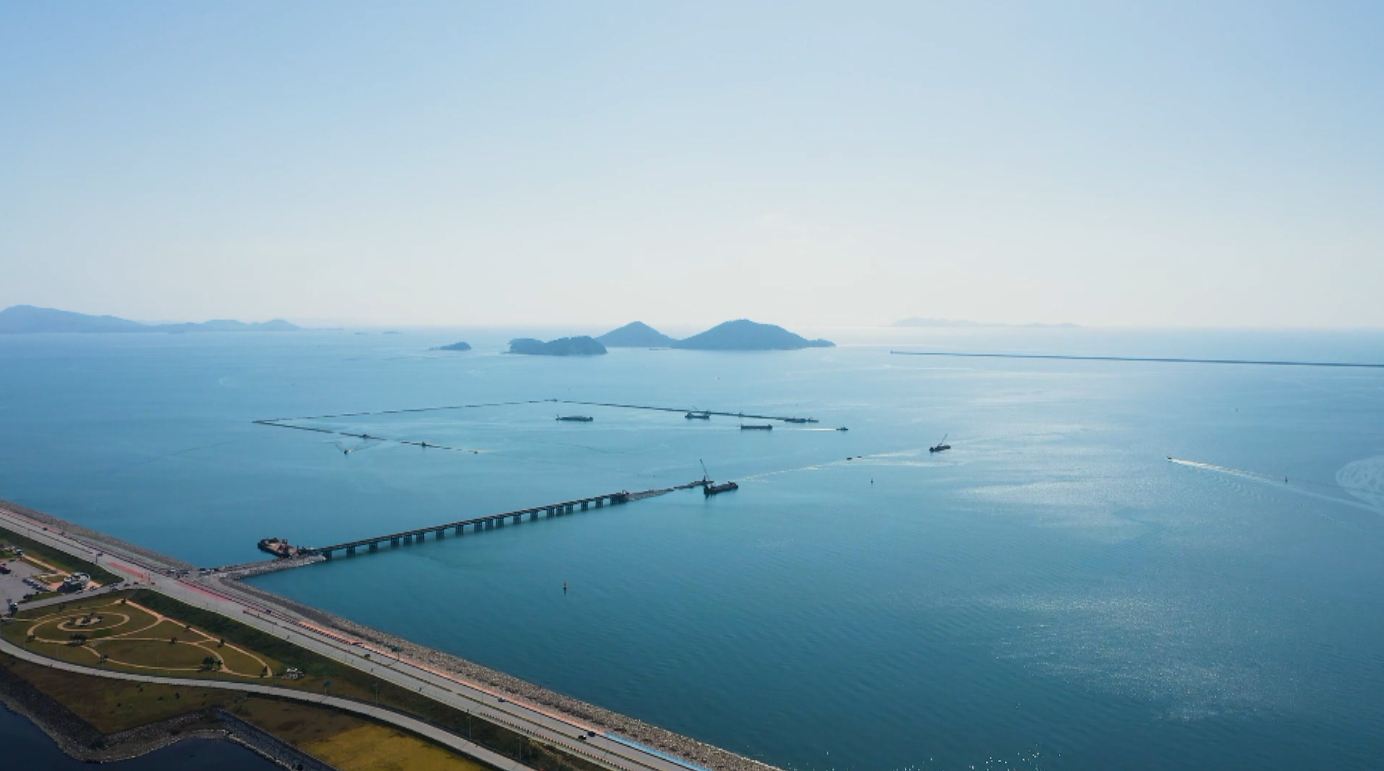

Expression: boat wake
xmin=1337 ymin=456 xmax=1384 ymax=512
xmin=1167 ymin=457 xmax=1383 ymax=516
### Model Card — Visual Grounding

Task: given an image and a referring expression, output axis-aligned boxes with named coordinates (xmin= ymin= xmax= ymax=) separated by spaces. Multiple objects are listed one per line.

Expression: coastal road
xmin=0 ymin=633 xmax=527 ymax=770
xmin=0 ymin=504 xmax=724 ymax=771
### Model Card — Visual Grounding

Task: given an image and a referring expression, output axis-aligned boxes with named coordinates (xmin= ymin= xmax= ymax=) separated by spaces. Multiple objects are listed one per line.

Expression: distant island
xmin=893 ymin=317 xmax=1079 ymax=329
xmin=508 ymin=336 xmax=607 ymax=356
xmin=673 ymin=319 xmax=833 ymax=350
xmin=0 ymin=305 xmax=300 ymax=334
xmin=431 ymin=341 xmax=472 ymax=351
xmin=596 ymin=321 xmax=676 ymax=348
xmin=591 ymin=319 xmax=833 ymax=351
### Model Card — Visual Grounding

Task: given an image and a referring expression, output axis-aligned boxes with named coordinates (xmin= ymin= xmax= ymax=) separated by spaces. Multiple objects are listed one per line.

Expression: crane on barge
xmin=699 ymin=459 xmax=739 ymax=496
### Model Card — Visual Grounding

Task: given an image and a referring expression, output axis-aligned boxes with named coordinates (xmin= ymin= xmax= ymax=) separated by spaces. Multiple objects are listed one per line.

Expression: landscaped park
xmin=9 ymin=595 xmax=273 ymax=677
xmin=2 ymin=588 xmax=601 ymax=770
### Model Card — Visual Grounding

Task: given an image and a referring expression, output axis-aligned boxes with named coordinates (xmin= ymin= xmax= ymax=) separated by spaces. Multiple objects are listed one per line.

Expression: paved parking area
xmin=0 ymin=556 xmax=49 ymax=607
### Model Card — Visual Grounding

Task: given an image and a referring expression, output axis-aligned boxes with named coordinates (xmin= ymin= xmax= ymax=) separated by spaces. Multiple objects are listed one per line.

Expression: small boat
xmin=929 ymin=434 xmax=951 ymax=453
xmin=704 ymin=481 xmax=739 ymax=496
xmin=836 ymin=426 xmax=849 ymax=432
xmin=556 ymin=415 xmax=594 ymax=422
xmin=740 ymin=423 xmax=773 ymax=431
xmin=685 ymin=411 xmax=711 ymax=420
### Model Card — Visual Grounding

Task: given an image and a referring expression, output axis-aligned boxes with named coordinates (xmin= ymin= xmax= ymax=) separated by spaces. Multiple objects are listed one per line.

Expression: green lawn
xmin=5 ymin=588 xmax=603 ymax=771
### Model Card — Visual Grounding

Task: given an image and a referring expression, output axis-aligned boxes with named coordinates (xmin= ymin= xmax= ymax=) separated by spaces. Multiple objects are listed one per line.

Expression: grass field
xmin=126 ymin=589 xmax=605 ymax=769
xmin=6 ymin=589 xmax=606 ymax=771
xmin=4 ymin=594 xmax=276 ymax=678
xmin=0 ymin=654 xmax=488 ymax=770
xmin=235 ymin=697 xmax=488 ymax=771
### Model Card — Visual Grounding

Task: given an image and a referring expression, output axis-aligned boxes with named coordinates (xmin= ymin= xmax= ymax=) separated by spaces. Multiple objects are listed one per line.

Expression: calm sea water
xmin=2 ymin=328 xmax=1383 ymax=770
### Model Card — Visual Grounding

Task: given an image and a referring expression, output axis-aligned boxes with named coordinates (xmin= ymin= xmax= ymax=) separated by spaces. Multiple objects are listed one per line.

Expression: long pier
xmin=309 ymin=482 xmax=701 ymax=560
xmin=552 ymin=399 xmax=817 ymax=423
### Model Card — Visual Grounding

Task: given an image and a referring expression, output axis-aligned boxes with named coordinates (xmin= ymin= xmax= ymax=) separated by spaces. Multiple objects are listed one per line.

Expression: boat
xmin=257 ymin=537 xmax=303 ymax=559
xmin=684 ymin=411 xmax=711 ymax=420
xmin=929 ymin=434 xmax=952 ymax=453
xmin=783 ymin=417 xmax=818 ymax=424
xmin=835 ymin=426 xmax=849 ymax=432
xmin=704 ymin=481 xmax=739 ymax=496
xmin=740 ymin=423 xmax=773 ymax=431
xmin=698 ymin=460 xmax=738 ymax=496
xmin=556 ymin=415 xmax=594 ymax=422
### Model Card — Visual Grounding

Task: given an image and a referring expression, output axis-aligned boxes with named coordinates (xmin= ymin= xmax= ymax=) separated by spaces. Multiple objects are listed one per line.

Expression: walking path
xmin=0 ymin=634 xmax=527 ymax=770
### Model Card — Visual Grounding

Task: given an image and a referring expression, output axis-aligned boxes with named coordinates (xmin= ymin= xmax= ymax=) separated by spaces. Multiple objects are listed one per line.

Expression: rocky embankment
xmin=0 ymin=663 xmax=324 ymax=769
xmin=223 ymin=577 xmax=784 ymax=771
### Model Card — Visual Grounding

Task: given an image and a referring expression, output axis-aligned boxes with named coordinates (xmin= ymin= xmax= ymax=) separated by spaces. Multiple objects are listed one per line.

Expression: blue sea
xmin=2 ymin=327 xmax=1383 ymax=770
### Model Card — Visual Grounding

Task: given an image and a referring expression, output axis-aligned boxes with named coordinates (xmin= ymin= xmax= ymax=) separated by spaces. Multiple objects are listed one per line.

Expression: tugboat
xmin=556 ymin=415 xmax=594 ymax=422
xmin=929 ymin=434 xmax=952 ymax=453
xmin=684 ymin=411 xmax=711 ymax=420
xmin=740 ymin=423 xmax=773 ymax=431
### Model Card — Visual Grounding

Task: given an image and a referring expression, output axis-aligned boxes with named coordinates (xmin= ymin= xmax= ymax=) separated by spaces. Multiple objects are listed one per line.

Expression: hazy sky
xmin=2 ymin=2 xmax=1381 ymax=329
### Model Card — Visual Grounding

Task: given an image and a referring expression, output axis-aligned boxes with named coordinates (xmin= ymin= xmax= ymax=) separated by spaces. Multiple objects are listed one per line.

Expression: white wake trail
xmin=1167 ymin=457 xmax=1383 ymax=517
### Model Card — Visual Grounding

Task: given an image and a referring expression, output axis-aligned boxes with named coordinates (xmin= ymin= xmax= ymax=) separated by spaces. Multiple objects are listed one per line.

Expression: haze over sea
xmin=2 ymin=327 xmax=1383 ymax=770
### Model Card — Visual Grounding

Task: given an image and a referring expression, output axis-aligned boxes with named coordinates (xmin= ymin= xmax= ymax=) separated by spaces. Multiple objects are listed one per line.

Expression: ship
xmin=704 ymin=481 xmax=739 ymax=496
xmin=929 ymin=434 xmax=952 ymax=453
xmin=783 ymin=417 xmax=818 ymax=424
xmin=698 ymin=460 xmax=738 ymax=496
xmin=684 ymin=411 xmax=711 ymax=420
xmin=556 ymin=415 xmax=594 ymax=422
xmin=257 ymin=537 xmax=303 ymax=559
xmin=740 ymin=423 xmax=773 ymax=431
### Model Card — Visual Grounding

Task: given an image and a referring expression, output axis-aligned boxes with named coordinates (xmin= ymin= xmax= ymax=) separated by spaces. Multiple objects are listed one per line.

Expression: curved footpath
xmin=0 ymin=635 xmax=523 ymax=769
xmin=0 ymin=503 xmax=775 ymax=771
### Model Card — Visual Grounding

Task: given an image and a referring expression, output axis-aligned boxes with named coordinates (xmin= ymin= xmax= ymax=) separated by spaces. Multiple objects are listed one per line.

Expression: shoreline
xmin=224 ymin=576 xmax=777 ymax=771
xmin=0 ymin=663 xmax=326 ymax=769
xmin=2 ymin=498 xmax=781 ymax=771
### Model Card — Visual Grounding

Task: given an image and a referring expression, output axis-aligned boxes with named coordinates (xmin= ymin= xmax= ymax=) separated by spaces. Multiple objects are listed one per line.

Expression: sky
xmin=2 ymin=1 xmax=1382 ymax=329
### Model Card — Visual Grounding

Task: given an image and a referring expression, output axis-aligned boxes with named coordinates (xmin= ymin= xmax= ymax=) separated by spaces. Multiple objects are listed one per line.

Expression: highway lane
xmin=0 ymin=633 xmax=525 ymax=770
xmin=0 ymin=505 xmax=713 ymax=771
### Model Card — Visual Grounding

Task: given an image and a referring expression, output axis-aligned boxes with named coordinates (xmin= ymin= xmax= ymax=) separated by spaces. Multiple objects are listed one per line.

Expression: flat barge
xmin=257 ymin=537 xmax=305 ymax=559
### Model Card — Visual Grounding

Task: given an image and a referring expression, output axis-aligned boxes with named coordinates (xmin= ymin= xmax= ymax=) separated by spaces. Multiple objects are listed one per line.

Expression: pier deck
xmin=309 ymin=482 xmax=702 ymax=560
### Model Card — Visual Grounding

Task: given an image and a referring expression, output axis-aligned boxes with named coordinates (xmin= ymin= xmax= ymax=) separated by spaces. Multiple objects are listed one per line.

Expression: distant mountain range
xmin=0 ymin=305 xmax=300 ymax=334
xmin=596 ymin=319 xmax=833 ymax=351
xmin=893 ymin=317 xmax=1079 ymax=329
